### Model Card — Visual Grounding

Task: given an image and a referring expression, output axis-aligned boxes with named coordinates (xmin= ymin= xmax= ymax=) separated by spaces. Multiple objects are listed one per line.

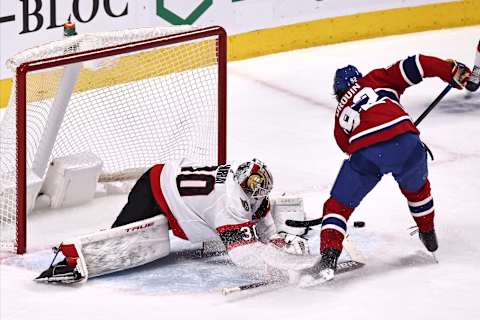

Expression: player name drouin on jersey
xmin=336 ymin=82 xmax=361 ymax=117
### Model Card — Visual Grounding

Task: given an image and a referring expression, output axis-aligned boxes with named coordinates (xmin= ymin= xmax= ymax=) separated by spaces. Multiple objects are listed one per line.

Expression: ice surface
xmin=1 ymin=26 xmax=480 ymax=319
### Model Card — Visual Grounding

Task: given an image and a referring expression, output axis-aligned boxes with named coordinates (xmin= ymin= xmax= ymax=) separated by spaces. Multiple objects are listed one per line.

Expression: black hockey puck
xmin=353 ymin=221 xmax=365 ymax=228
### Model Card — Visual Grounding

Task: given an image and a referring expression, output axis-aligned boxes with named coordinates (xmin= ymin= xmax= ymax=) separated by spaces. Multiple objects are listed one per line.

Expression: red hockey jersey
xmin=334 ymin=54 xmax=454 ymax=154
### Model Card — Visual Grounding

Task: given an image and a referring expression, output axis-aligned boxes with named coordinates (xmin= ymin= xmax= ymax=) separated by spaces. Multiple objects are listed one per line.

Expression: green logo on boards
xmin=156 ymin=1 xmax=213 ymax=25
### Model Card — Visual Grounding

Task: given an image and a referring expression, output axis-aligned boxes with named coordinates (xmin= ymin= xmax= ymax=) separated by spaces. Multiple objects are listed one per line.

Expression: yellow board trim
xmin=1 ymin=0 xmax=479 ymax=108
xmin=228 ymin=0 xmax=480 ymax=60
xmin=0 ymin=79 xmax=12 ymax=107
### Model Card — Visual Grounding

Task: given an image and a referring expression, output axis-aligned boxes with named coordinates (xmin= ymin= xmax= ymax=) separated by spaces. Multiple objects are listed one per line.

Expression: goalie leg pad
xmin=48 ymin=215 xmax=170 ymax=282
xmin=79 ymin=214 xmax=170 ymax=278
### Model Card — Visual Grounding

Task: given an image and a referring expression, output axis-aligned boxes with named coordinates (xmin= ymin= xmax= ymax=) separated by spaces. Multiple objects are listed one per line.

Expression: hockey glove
xmin=269 ymin=232 xmax=310 ymax=255
xmin=448 ymin=59 xmax=472 ymax=89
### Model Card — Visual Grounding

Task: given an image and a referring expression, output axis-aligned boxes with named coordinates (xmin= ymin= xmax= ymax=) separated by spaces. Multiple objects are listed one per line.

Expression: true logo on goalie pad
xmin=125 ymin=222 xmax=154 ymax=233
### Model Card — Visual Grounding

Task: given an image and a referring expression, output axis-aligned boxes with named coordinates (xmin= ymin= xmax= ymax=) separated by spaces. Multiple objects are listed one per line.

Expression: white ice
xmin=1 ymin=26 xmax=480 ymax=320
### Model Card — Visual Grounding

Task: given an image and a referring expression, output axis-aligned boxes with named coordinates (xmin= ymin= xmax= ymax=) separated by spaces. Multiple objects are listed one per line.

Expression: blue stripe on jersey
xmin=402 ymin=56 xmax=423 ymax=84
xmin=409 ymin=199 xmax=434 ymax=214
xmin=322 ymin=217 xmax=347 ymax=231
xmin=350 ymin=118 xmax=411 ymax=143
xmin=376 ymin=90 xmax=399 ymax=103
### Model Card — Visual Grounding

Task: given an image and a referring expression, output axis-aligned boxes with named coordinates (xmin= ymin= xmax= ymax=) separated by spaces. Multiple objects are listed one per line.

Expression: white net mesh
xmin=0 ymin=26 xmax=225 ymax=253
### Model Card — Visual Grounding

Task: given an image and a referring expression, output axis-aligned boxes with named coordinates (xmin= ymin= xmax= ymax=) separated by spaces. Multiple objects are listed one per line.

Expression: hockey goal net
xmin=0 ymin=26 xmax=227 ymax=254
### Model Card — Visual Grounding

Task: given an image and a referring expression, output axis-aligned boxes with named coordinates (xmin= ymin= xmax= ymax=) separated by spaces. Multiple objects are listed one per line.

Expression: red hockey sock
xmin=320 ymin=197 xmax=354 ymax=253
xmin=401 ymin=180 xmax=435 ymax=233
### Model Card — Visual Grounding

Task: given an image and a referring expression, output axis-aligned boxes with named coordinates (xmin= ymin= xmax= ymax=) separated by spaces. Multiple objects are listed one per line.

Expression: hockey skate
xmin=35 ymin=245 xmax=86 ymax=284
xmin=419 ymin=229 xmax=438 ymax=252
xmin=298 ymin=248 xmax=340 ymax=287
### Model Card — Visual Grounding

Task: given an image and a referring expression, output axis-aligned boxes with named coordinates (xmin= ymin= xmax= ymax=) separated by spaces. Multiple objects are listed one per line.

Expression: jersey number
xmin=240 ymin=225 xmax=258 ymax=241
xmin=339 ymin=88 xmax=381 ymax=133
xmin=351 ymin=87 xmax=380 ymax=112
xmin=176 ymin=166 xmax=218 ymax=196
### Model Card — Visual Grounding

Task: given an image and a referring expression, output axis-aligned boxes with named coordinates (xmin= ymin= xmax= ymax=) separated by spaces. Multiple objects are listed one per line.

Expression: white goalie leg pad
xmin=66 ymin=215 xmax=170 ymax=279
xmin=271 ymin=196 xmax=306 ymax=236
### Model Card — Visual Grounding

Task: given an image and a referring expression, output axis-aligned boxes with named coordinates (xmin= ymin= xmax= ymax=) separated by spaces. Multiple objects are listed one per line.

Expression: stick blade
xmin=285 ymin=217 xmax=322 ymax=228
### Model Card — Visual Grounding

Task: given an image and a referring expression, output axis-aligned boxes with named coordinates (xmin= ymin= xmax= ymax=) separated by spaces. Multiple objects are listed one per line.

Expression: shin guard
xmin=320 ymin=197 xmax=354 ymax=253
xmin=401 ymin=180 xmax=435 ymax=232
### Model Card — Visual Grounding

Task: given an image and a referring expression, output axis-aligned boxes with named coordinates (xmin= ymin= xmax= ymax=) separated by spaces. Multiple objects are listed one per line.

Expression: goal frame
xmin=13 ymin=26 xmax=227 ymax=254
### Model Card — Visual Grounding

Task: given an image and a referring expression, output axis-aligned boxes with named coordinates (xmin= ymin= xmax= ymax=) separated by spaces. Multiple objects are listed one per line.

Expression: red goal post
xmin=0 ymin=26 xmax=227 ymax=254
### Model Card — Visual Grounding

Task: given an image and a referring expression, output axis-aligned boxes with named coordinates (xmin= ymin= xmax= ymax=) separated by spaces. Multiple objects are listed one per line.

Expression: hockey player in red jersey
xmin=36 ymin=158 xmax=312 ymax=283
xmin=307 ymin=55 xmax=472 ymax=282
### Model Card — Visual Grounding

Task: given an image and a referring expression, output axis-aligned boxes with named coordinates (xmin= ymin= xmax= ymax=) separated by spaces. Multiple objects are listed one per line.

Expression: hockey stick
xmin=415 ymin=43 xmax=480 ymax=122
xmin=221 ymin=279 xmax=276 ymax=295
xmin=285 ymin=217 xmax=322 ymax=228
xmin=221 ymin=259 xmax=365 ymax=295
xmin=414 ymin=83 xmax=453 ymax=126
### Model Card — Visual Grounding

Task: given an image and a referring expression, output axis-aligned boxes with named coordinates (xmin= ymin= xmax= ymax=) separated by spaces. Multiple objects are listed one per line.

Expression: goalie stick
xmin=221 ymin=259 xmax=365 ymax=295
xmin=221 ymin=236 xmax=366 ymax=295
xmin=221 ymin=279 xmax=275 ymax=295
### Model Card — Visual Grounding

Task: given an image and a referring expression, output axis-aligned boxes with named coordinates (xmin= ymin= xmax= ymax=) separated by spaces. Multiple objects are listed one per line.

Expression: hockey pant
xmin=112 ymin=167 xmax=165 ymax=228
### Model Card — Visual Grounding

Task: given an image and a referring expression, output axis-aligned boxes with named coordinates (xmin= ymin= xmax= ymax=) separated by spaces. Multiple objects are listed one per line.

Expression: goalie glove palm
xmin=269 ymin=232 xmax=310 ymax=255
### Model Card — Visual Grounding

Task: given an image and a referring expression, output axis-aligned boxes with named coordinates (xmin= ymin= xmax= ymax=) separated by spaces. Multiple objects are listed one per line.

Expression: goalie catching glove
xmin=269 ymin=232 xmax=310 ymax=255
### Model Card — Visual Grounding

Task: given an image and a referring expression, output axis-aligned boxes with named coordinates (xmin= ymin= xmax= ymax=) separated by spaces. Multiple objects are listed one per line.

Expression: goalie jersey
xmin=334 ymin=54 xmax=454 ymax=154
xmin=149 ymin=159 xmax=275 ymax=247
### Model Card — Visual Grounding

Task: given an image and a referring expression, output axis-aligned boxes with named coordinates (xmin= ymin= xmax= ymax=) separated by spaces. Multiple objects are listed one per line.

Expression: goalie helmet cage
xmin=0 ymin=26 xmax=227 ymax=254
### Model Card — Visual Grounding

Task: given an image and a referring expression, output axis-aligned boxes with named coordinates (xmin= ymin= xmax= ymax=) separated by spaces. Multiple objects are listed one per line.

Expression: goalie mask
xmin=234 ymin=159 xmax=273 ymax=200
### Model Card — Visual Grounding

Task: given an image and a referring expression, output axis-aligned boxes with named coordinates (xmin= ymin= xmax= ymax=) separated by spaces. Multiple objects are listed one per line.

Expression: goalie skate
xmin=35 ymin=245 xmax=87 ymax=284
